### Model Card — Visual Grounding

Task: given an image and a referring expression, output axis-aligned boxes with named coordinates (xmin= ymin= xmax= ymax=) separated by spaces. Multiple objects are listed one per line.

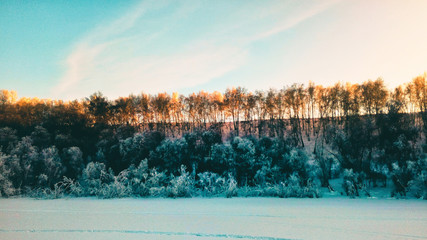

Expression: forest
xmin=0 ymin=75 xmax=426 ymax=199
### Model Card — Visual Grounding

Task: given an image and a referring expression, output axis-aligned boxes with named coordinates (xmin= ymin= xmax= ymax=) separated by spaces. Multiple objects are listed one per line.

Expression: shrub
xmin=80 ymin=162 xmax=114 ymax=196
xmin=28 ymin=176 xmax=84 ymax=199
xmin=125 ymin=160 xmax=150 ymax=197
xmin=254 ymin=164 xmax=282 ymax=186
xmin=97 ymin=180 xmax=131 ymax=199
xmin=167 ymin=165 xmax=194 ymax=198
xmin=409 ymin=172 xmax=427 ymax=199
xmin=60 ymin=177 xmax=83 ymax=196
xmin=225 ymin=174 xmax=238 ymax=198
xmin=342 ymin=169 xmax=369 ymax=198
xmin=197 ymin=172 xmax=226 ymax=196
xmin=390 ymin=162 xmax=412 ymax=198
xmin=147 ymin=167 xmax=168 ymax=197
xmin=282 ymin=148 xmax=313 ymax=181
xmin=277 ymin=173 xmax=320 ymax=198
xmin=40 ymin=146 xmax=64 ymax=188
xmin=0 ymin=154 xmax=15 ymax=197
xmin=408 ymin=157 xmax=427 ymax=199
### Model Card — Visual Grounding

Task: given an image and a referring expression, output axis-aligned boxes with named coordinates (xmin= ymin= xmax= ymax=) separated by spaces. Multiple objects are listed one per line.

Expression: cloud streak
xmin=53 ymin=0 xmax=339 ymax=100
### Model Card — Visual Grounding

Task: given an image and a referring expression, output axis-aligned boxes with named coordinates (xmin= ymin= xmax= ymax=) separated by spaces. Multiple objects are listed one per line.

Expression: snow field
xmin=0 ymin=198 xmax=426 ymax=240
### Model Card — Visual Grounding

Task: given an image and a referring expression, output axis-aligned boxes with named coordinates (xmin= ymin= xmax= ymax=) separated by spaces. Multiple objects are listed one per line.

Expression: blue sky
xmin=1 ymin=0 xmax=426 ymax=100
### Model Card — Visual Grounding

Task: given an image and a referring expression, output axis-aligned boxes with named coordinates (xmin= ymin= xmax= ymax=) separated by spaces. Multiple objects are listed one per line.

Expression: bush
xmin=197 ymin=172 xmax=226 ymax=196
xmin=409 ymin=172 xmax=427 ymax=199
xmin=282 ymin=148 xmax=315 ymax=181
xmin=342 ymin=169 xmax=369 ymax=198
xmin=80 ymin=162 xmax=114 ymax=196
xmin=408 ymin=157 xmax=427 ymax=199
xmin=277 ymin=173 xmax=320 ymax=198
xmin=60 ymin=177 xmax=83 ymax=196
xmin=147 ymin=168 xmax=168 ymax=197
xmin=125 ymin=160 xmax=150 ymax=197
xmin=390 ymin=162 xmax=412 ymax=198
xmin=97 ymin=180 xmax=131 ymax=199
xmin=225 ymin=174 xmax=238 ymax=198
xmin=254 ymin=164 xmax=282 ymax=186
xmin=167 ymin=165 xmax=194 ymax=198
xmin=27 ymin=176 xmax=84 ymax=199
xmin=0 ymin=154 xmax=15 ymax=197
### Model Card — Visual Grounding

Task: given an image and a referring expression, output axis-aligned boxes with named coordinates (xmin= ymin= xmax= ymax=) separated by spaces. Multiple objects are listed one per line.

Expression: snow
xmin=0 ymin=198 xmax=426 ymax=240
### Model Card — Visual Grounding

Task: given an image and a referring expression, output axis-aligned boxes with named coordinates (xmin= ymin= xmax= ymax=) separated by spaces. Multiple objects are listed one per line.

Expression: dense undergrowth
xmin=26 ymin=164 xmax=321 ymax=199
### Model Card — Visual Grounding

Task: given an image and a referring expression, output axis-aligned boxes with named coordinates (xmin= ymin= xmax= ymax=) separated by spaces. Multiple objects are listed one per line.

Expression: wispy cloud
xmin=53 ymin=0 xmax=339 ymax=100
xmin=252 ymin=0 xmax=340 ymax=41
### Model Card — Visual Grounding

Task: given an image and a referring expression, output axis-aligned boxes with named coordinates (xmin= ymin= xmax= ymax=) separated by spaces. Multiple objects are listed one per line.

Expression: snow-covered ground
xmin=0 ymin=197 xmax=426 ymax=240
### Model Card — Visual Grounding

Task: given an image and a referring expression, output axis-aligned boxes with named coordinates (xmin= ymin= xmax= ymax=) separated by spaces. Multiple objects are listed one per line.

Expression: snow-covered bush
xmin=277 ymin=173 xmax=320 ymax=198
xmin=281 ymin=148 xmax=318 ymax=183
xmin=225 ymin=174 xmax=238 ymax=198
xmin=147 ymin=168 xmax=168 ymax=197
xmin=28 ymin=176 xmax=80 ymax=199
xmin=10 ymin=136 xmax=39 ymax=188
xmin=197 ymin=172 xmax=226 ymax=196
xmin=254 ymin=163 xmax=282 ymax=186
xmin=167 ymin=165 xmax=194 ymax=198
xmin=342 ymin=169 xmax=369 ymax=198
xmin=0 ymin=154 xmax=15 ymax=197
xmin=390 ymin=162 xmax=412 ymax=198
xmin=97 ymin=172 xmax=132 ymax=199
xmin=408 ymin=157 xmax=427 ymax=199
xmin=59 ymin=177 xmax=83 ymax=196
xmin=80 ymin=164 xmax=133 ymax=199
xmin=409 ymin=172 xmax=427 ymax=199
xmin=40 ymin=146 xmax=64 ymax=187
xmin=80 ymin=162 xmax=114 ymax=196
xmin=28 ymin=181 xmax=66 ymax=199
xmin=125 ymin=160 xmax=150 ymax=196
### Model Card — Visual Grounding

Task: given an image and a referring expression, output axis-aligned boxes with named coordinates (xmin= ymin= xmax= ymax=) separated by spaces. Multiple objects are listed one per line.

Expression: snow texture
xmin=0 ymin=198 xmax=426 ymax=240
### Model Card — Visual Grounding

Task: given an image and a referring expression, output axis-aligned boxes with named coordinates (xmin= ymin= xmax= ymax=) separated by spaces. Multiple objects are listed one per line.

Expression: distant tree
xmin=135 ymin=93 xmax=153 ymax=129
xmin=110 ymin=97 xmax=136 ymax=126
xmin=0 ymin=90 xmax=18 ymax=105
xmin=86 ymin=92 xmax=111 ymax=126
xmin=360 ymin=78 xmax=388 ymax=115
xmin=151 ymin=93 xmax=171 ymax=133
xmin=225 ymin=87 xmax=246 ymax=137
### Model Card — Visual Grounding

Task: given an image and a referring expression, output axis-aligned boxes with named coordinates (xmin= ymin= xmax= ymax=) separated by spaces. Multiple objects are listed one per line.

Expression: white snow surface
xmin=0 ymin=197 xmax=426 ymax=240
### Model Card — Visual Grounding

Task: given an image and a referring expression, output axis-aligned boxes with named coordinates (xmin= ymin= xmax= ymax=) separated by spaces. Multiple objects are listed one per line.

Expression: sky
xmin=1 ymin=0 xmax=426 ymax=100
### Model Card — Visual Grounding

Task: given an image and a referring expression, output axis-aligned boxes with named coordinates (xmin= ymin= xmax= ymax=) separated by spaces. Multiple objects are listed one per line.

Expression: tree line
xmin=0 ymin=74 xmax=426 ymax=198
